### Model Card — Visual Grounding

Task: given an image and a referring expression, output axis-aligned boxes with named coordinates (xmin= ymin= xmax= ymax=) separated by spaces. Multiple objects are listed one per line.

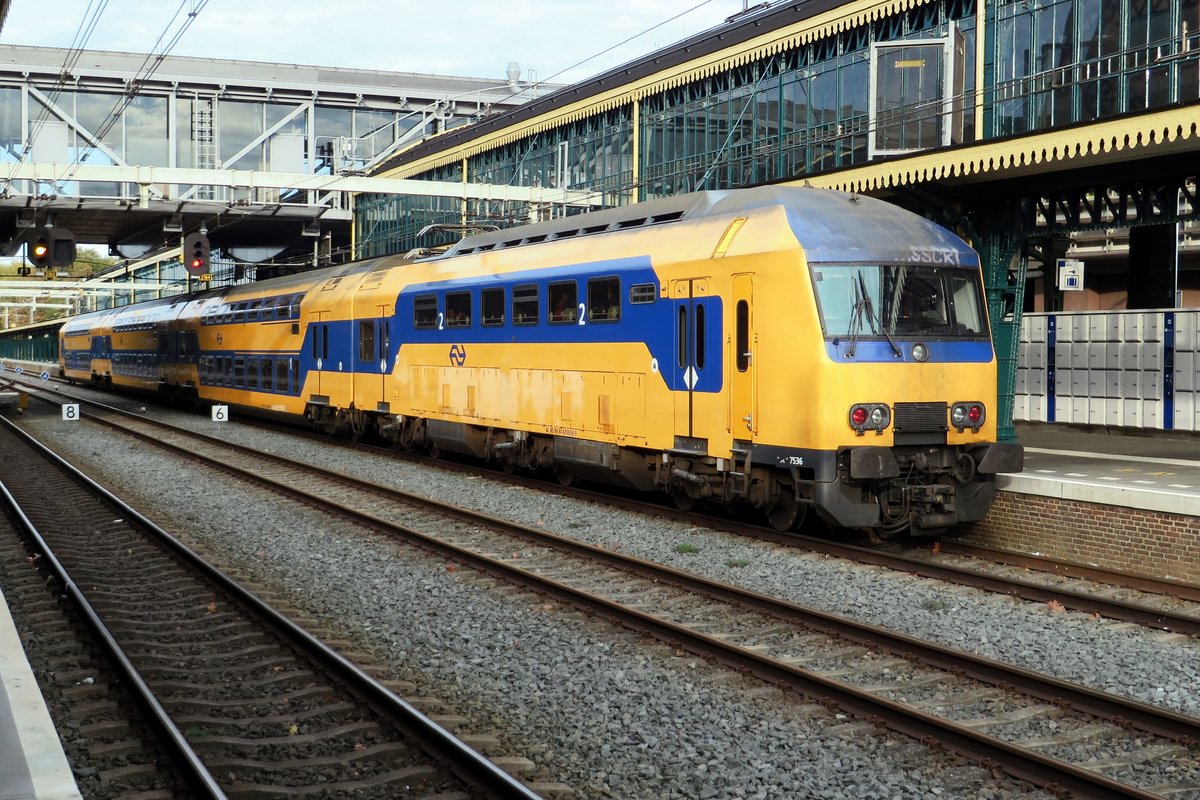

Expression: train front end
xmin=783 ymin=192 xmax=1023 ymax=539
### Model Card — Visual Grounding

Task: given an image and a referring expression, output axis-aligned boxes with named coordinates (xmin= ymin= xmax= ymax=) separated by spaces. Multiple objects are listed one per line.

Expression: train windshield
xmin=811 ymin=265 xmax=987 ymax=340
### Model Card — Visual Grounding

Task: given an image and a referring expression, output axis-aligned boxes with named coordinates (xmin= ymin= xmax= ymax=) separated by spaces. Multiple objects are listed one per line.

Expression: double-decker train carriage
xmin=60 ymin=186 xmax=1022 ymax=539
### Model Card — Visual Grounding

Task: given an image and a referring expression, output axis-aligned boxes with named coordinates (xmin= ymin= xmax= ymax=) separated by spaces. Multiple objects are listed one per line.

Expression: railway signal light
xmin=28 ymin=227 xmax=75 ymax=268
xmin=184 ymin=232 xmax=210 ymax=276
xmin=50 ymin=228 xmax=76 ymax=267
xmin=31 ymin=233 xmax=50 ymax=266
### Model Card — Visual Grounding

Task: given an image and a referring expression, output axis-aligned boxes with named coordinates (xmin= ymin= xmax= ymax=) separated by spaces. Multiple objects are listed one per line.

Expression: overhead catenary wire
xmin=5 ymin=0 xmax=110 ymax=185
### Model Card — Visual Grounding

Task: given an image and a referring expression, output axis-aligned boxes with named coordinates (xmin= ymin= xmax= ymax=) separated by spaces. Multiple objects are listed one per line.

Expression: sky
xmin=1 ymin=0 xmax=760 ymax=85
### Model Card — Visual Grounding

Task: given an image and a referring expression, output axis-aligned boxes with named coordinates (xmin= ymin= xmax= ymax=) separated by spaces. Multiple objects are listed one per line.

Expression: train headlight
xmin=911 ymin=343 xmax=929 ymax=362
xmin=849 ymin=403 xmax=890 ymax=436
xmin=951 ymin=401 xmax=986 ymax=433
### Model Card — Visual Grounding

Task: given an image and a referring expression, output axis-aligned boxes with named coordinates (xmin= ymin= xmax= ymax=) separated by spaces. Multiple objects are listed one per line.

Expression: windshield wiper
xmin=845 ymin=277 xmax=865 ymax=358
xmin=852 ymin=272 xmax=902 ymax=359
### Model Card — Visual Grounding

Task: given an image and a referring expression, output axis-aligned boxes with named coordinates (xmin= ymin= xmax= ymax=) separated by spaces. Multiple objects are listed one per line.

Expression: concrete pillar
xmin=1127 ymin=223 xmax=1178 ymax=309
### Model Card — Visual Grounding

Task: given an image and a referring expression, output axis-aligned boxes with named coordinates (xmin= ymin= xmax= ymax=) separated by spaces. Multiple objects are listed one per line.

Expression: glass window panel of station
xmin=838 ymin=53 xmax=869 ymax=164
xmin=995 ymin=7 xmax=1033 ymax=135
xmin=72 ymin=92 xmax=124 ymax=155
xmin=875 ymin=44 xmax=944 ymax=152
xmin=355 ymin=109 xmax=399 ymax=161
xmin=1030 ymin=0 xmax=1075 ymax=128
xmin=0 ymin=88 xmax=21 ymax=152
xmin=125 ymin=95 xmax=169 ymax=167
xmin=316 ymin=106 xmax=353 ymax=143
xmin=1185 ymin=0 xmax=1200 ymax=100
xmin=807 ymin=63 xmax=841 ymax=171
xmin=219 ymin=100 xmax=266 ymax=169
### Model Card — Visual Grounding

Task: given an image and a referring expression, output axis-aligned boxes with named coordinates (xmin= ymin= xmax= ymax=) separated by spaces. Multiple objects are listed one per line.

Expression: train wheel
xmin=867 ymin=525 xmax=906 ymax=544
xmin=427 ymin=443 xmax=441 ymax=460
xmin=767 ymin=484 xmax=807 ymax=532
xmin=671 ymin=490 xmax=697 ymax=512
xmin=555 ymin=466 xmax=575 ymax=487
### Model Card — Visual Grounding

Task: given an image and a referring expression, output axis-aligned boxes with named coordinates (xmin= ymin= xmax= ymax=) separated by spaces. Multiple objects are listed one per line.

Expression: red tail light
xmin=849 ymin=403 xmax=890 ymax=435
xmin=951 ymin=401 xmax=986 ymax=432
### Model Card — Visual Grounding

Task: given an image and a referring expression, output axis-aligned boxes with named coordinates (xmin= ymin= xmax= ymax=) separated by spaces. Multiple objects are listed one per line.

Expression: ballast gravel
xmin=18 ymin=396 xmax=1198 ymax=799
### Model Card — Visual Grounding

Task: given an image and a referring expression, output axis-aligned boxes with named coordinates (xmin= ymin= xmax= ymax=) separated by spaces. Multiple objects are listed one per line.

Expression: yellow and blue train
xmin=59 ymin=186 xmax=1022 ymax=539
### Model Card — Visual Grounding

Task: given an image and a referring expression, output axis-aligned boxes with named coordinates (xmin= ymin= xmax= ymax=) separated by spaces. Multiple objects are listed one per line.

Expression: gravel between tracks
xmin=19 ymin=397 xmax=1199 ymax=799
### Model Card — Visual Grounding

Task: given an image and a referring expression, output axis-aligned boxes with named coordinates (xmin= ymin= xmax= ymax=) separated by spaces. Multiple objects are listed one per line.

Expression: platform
xmin=0 ymin=589 xmax=81 ymax=800
xmin=1008 ymin=422 xmax=1200 ymax=516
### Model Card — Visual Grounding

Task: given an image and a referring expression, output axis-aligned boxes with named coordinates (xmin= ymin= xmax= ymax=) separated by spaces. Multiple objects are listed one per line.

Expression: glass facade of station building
xmin=357 ymin=0 xmax=1200 ymax=257
xmin=0 ymin=91 xmax=420 ymax=197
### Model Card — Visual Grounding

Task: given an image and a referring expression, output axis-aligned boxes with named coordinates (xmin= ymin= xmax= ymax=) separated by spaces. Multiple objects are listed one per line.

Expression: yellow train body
xmin=60 ymin=187 xmax=1021 ymax=538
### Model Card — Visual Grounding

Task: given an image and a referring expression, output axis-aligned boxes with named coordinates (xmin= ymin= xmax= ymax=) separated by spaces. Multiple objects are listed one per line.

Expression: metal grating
xmin=893 ymin=402 xmax=948 ymax=433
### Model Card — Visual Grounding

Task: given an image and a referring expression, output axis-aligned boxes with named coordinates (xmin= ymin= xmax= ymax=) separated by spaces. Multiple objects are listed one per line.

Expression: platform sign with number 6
xmin=212 ymin=405 xmax=229 ymax=422
xmin=62 ymin=404 xmax=80 ymax=421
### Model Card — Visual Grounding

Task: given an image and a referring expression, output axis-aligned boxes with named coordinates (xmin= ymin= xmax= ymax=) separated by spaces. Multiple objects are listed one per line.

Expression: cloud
xmin=1 ymin=0 xmax=749 ymax=84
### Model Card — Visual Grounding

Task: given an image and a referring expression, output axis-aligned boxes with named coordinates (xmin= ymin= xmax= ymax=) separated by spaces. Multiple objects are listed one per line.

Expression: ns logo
xmin=448 ymin=343 xmax=467 ymax=366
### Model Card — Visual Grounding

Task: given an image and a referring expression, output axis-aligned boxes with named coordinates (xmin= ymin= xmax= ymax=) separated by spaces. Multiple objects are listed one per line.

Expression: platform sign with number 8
xmin=212 ymin=405 xmax=229 ymax=422
xmin=62 ymin=404 xmax=80 ymax=421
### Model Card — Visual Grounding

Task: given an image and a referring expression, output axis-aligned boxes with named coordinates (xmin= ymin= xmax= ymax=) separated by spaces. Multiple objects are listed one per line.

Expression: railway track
xmin=12 ymin=385 xmax=1200 ymax=798
xmin=0 ymin=413 xmax=545 ymax=800
xmin=20 ymin=372 xmax=1200 ymax=632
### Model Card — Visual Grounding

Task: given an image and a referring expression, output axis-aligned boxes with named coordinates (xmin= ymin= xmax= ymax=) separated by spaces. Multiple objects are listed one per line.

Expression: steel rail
xmin=18 ymin=378 xmax=1200 ymax=633
xmin=0 ymin=416 xmax=228 ymax=800
xmin=0 ymin=415 xmax=543 ymax=800
xmin=933 ymin=540 xmax=1200 ymax=603
xmin=55 ymin=404 xmax=1196 ymax=799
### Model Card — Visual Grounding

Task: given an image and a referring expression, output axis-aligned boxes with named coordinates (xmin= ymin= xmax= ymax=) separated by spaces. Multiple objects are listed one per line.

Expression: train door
xmin=670 ymin=278 xmax=711 ymax=445
xmin=309 ymin=311 xmax=330 ymax=397
xmin=731 ymin=274 xmax=756 ymax=438
xmin=354 ymin=308 xmax=390 ymax=410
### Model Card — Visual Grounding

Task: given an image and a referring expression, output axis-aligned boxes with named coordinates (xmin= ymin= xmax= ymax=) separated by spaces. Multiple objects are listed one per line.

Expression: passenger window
xmin=276 ymin=360 xmax=289 ymax=390
xmin=549 ymin=281 xmax=577 ymax=323
xmin=414 ymin=295 xmax=437 ymax=329
xmin=587 ymin=277 xmax=620 ymax=322
xmin=481 ymin=288 xmax=504 ymax=326
xmin=630 ymin=283 xmax=657 ymax=304
xmin=736 ymin=301 xmax=749 ymax=372
xmin=359 ymin=319 xmax=376 ymax=361
xmin=695 ymin=304 xmax=706 ymax=369
xmin=234 ymin=357 xmax=245 ymax=386
xmin=262 ymin=359 xmax=274 ymax=390
xmin=677 ymin=306 xmax=687 ymax=369
xmin=247 ymin=358 xmax=259 ymax=389
xmin=446 ymin=291 xmax=472 ymax=327
xmin=512 ymin=285 xmax=538 ymax=325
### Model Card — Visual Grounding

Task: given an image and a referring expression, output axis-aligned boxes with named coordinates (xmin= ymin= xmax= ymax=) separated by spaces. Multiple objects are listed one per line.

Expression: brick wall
xmin=963 ymin=491 xmax=1200 ymax=585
